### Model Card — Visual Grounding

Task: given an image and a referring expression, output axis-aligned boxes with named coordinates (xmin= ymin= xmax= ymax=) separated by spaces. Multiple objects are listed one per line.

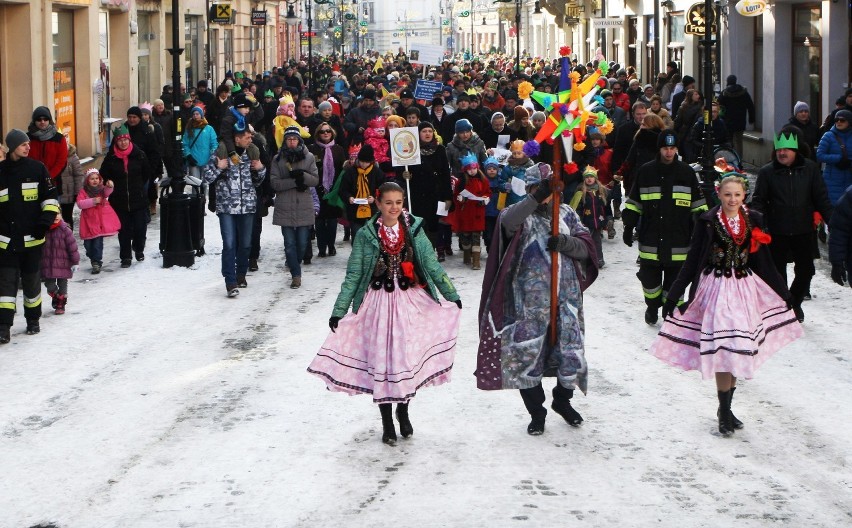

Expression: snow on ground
xmin=1 ymin=210 xmax=850 ymax=528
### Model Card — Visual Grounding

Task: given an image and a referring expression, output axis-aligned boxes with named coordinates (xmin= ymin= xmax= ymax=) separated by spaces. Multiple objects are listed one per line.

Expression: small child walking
xmin=76 ymin=168 xmax=121 ymax=273
xmin=41 ymin=213 xmax=80 ymax=315
xmin=569 ymin=167 xmax=611 ymax=268
xmin=453 ymin=153 xmax=491 ymax=269
xmin=482 ymin=156 xmax=506 ymax=252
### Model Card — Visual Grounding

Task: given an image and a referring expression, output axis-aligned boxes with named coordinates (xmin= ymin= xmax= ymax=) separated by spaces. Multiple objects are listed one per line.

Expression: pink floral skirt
xmin=650 ymin=272 xmax=803 ymax=380
xmin=308 ymin=286 xmax=461 ymax=403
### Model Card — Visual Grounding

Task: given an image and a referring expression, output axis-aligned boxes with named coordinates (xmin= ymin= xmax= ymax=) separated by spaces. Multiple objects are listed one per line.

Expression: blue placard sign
xmin=414 ymin=80 xmax=444 ymax=101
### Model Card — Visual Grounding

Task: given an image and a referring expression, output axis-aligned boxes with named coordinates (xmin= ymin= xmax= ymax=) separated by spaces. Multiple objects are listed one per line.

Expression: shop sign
xmin=593 ymin=18 xmax=622 ymax=29
xmin=251 ymin=9 xmax=267 ymax=25
xmin=734 ymin=0 xmax=766 ymax=17
xmin=210 ymin=3 xmax=235 ymax=24
xmin=685 ymin=3 xmax=717 ymax=34
xmin=53 ymin=65 xmax=76 ymax=146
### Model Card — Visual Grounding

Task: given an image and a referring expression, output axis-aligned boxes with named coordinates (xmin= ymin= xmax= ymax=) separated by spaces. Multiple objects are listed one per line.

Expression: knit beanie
xmin=191 ymin=106 xmax=205 ymax=118
xmin=726 ymin=75 xmax=737 ymax=86
xmin=283 ymin=126 xmax=302 ymax=139
xmin=4 ymin=129 xmax=29 ymax=153
xmin=418 ymin=121 xmax=435 ymax=132
xmin=31 ymin=106 xmax=53 ymax=123
xmin=385 ymin=115 xmax=405 ymax=129
xmin=357 ymin=144 xmax=375 ymax=162
xmin=126 ymin=106 xmax=143 ymax=118
xmin=317 ymin=101 xmax=332 ymax=112
xmin=657 ymin=129 xmax=678 ymax=149
xmin=793 ymin=101 xmax=809 ymax=115
xmin=455 ymin=118 xmax=473 ymax=133
xmin=513 ymin=106 xmax=529 ymax=121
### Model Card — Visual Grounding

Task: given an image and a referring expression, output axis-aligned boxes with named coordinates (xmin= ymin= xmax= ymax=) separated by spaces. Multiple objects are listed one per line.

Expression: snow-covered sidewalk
xmin=1 ymin=211 xmax=850 ymax=527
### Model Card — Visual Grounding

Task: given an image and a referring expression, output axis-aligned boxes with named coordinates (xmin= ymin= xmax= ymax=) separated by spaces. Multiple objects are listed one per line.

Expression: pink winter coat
xmin=40 ymin=221 xmax=80 ymax=279
xmin=76 ymin=186 xmax=121 ymax=240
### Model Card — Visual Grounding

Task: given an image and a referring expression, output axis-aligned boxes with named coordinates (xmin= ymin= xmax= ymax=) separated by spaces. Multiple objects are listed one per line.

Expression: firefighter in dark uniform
xmin=622 ymin=129 xmax=708 ymax=324
xmin=0 ymin=129 xmax=60 ymax=342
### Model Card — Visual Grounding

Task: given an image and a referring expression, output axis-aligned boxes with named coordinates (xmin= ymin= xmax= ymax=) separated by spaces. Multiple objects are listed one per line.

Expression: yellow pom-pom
xmin=574 ymin=141 xmax=586 ymax=151
xmin=570 ymin=71 xmax=580 ymax=83
xmin=518 ymin=81 xmax=534 ymax=100
xmin=598 ymin=120 xmax=614 ymax=135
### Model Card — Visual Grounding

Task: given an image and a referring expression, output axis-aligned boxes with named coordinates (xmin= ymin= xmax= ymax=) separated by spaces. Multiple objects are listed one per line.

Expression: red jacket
xmin=452 ymin=174 xmax=491 ymax=232
xmin=28 ymin=132 xmax=68 ymax=181
xmin=613 ymin=92 xmax=631 ymax=115
xmin=590 ymin=147 xmax=614 ymax=186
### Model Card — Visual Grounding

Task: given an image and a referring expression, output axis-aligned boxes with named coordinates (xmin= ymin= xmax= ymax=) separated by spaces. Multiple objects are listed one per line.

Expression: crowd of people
xmin=1 ymin=49 xmax=851 ymax=443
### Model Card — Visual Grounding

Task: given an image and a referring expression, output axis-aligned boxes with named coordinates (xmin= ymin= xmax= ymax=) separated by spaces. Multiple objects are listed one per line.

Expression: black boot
xmin=551 ymin=384 xmax=583 ymax=426
xmin=520 ymin=385 xmax=547 ymax=435
xmin=26 ymin=319 xmax=40 ymax=335
xmin=718 ymin=386 xmax=744 ymax=430
xmin=644 ymin=305 xmax=659 ymax=325
xmin=0 ymin=325 xmax=9 ymax=344
xmin=379 ymin=403 xmax=397 ymax=445
xmin=717 ymin=390 xmax=735 ymax=436
xmin=396 ymin=402 xmax=413 ymax=438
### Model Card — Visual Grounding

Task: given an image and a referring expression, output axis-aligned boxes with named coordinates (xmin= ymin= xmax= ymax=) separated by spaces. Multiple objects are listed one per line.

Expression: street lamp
xmin=285 ymin=1 xmax=314 ymax=96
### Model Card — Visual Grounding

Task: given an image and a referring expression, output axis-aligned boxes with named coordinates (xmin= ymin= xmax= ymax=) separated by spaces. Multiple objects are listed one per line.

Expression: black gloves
xmin=622 ymin=228 xmax=634 ymax=247
xmin=662 ymin=298 xmax=678 ymax=320
xmin=32 ymin=224 xmax=48 ymax=240
xmin=546 ymin=234 xmax=563 ymax=252
xmin=329 ymin=316 xmax=341 ymax=332
xmin=291 ymin=169 xmax=307 ymax=191
xmin=831 ymin=263 xmax=848 ymax=286
xmin=531 ymin=179 xmax=552 ymax=203
xmin=454 ymin=299 xmax=462 ymax=309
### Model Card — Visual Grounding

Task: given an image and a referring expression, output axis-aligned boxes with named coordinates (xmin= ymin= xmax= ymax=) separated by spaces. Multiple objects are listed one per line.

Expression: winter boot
xmin=462 ymin=247 xmax=472 ymax=265
xmin=0 ymin=325 xmax=10 ymax=344
xmin=48 ymin=290 xmax=59 ymax=310
xmin=718 ymin=386 xmax=744 ymax=430
xmin=396 ymin=402 xmax=413 ymax=438
xmin=25 ymin=319 xmax=40 ymax=335
xmin=379 ymin=403 xmax=397 ymax=445
xmin=551 ymin=384 xmax=583 ymax=426
xmin=445 ymin=246 xmax=453 ymax=256
xmin=471 ymin=248 xmax=481 ymax=270
xmin=248 ymin=258 xmax=259 ymax=272
xmin=91 ymin=260 xmax=102 ymax=274
xmin=645 ymin=306 xmax=659 ymax=325
xmin=437 ymin=247 xmax=446 ymax=262
xmin=520 ymin=385 xmax=547 ymax=435
xmin=237 ymin=275 xmax=248 ymax=288
xmin=55 ymin=294 xmax=67 ymax=315
xmin=226 ymin=284 xmax=240 ymax=297
xmin=606 ymin=218 xmax=616 ymax=239
xmin=613 ymin=199 xmax=622 ymax=219
xmin=717 ymin=390 xmax=735 ymax=436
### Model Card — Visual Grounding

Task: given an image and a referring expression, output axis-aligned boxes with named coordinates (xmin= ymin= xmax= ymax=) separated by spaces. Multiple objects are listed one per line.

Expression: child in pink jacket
xmin=76 ymin=168 xmax=121 ymax=273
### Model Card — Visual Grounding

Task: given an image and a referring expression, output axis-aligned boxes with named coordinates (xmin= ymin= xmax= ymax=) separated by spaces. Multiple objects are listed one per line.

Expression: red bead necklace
xmin=720 ymin=208 xmax=747 ymax=247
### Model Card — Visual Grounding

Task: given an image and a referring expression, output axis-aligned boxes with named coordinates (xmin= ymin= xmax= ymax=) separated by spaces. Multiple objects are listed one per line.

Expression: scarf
xmin=317 ymin=139 xmax=336 ymax=189
xmin=420 ymin=139 xmax=438 ymax=157
xmin=355 ymin=165 xmax=373 ymax=219
xmin=230 ymin=107 xmax=247 ymax=132
xmin=112 ymin=141 xmax=134 ymax=173
xmin=84 ymin=182 xmax=105 ymax=198
xmin=282 ymin=144 xmax=306 ymax=164
xmin=29 ymin=123 xmax=58 ymax=141
xmin=188 ymin=117 xmax=209 ymax=132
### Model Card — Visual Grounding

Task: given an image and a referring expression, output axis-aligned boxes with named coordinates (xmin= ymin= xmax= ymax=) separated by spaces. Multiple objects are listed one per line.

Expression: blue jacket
xmin=500 ymin=158 xmax=533 ymax=206
xmin=829 ymin=184 xmax=852 ymax=273
xmin=817 ymin=126 xmax=852 ymax=204
xmin=182 ymin=124 xmax=219 ymax=168
xmin=485 ymin=170 xmax=509 ymax=217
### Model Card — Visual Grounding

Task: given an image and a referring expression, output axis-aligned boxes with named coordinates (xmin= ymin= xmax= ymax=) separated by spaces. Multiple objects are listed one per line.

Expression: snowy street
xmin=1 ymin=211 xmax=850 ymax=528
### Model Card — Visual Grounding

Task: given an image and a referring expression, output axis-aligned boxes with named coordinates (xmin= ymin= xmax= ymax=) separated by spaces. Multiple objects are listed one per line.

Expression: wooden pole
xmin=549 ymin=140 xmax=564 ymax=346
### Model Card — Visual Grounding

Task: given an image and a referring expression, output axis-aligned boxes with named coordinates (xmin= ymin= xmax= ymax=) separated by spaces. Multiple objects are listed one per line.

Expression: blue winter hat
xmin=191 ymin=105 xmax=204 ymax=118
xmin=460 ymin=153 xmax=479 ymax=171
xmin=483 ymin=156 xmax=499 ymax=169
xmin=455 ymin=118 xmax=473 ymax=133
xmin=284 ymin=125 xmax=302 ymax=139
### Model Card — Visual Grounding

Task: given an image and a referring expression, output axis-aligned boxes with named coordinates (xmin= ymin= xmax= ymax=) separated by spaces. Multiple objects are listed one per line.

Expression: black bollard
xmin=159 ymin=184 xmax=195 ymax=268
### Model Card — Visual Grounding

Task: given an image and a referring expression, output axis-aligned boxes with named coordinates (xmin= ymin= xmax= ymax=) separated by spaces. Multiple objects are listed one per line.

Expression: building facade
xmin=0 ymin=0 xmax=278 ymax=159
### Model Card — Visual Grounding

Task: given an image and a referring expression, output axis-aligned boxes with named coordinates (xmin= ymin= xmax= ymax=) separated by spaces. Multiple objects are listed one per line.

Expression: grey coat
xmin=269 ymin=148 xmax=319 ymax=227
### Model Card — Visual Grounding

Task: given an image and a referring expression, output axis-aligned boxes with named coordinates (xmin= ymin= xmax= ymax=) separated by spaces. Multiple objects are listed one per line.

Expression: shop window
xmin=667 ymin=13 xmax=684 ymax=65
xmin=792 ymin=5 xmax=821 ymax=119
xmin=52 ymin=11 xmax=76 ymax=145
xmin=137 ymin=13 xmax=151 ymax=103
xmin=224 ymin=29 xmax=234 ymax=75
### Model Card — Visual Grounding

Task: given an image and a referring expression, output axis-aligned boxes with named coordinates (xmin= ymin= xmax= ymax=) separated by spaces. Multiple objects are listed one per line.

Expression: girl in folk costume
xmin=453 ymin=153 xmax=492 ymax=270
xmin=569 ymin=166 xmax=611 ymax=268
xmin=272 ymin=91 xmax=310 ymax=150
xmin=308 ymin=182 xmax=462 ymax=445
xmin=476 ymin=165 xmax=599 ymax=435
xmin=499 ymin=139 xmax=535 ymax=206
xmin=650 ymin=175 xmax=804 ymax=436
xmin=76 ymin=168 xmax=121 ymax=274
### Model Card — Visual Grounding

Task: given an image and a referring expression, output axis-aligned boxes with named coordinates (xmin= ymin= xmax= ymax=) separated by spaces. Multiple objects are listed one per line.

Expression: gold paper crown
xmin=774 ymin=132 xmax=798 ymax=150
xmin=510 ymin=139 xmax=525 ymax=153
xmin=582 ymin=166 xmax=599 ymax=178
xmin=279 ymin=92 xmax=294 ymax=107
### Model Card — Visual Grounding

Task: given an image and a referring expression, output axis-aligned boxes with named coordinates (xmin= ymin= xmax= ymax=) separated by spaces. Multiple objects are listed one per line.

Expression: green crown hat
xmin=231 ymin=83 xmax=242 ymax=94
xmin=774 ymin=132 xmax=798 ymax=150
xmin=113 ymin=124 xmax=130 ymax=138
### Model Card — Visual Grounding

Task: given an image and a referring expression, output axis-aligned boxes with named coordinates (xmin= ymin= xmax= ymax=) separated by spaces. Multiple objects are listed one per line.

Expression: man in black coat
xmin=126 ymin=106 xmax=162 ymax=213
xmin=717 ymin=75 xmax=755 ymax=155
xmin=445 ymin=93 xmax=485 ymax=138
xmin=612 ymin=102 xmax=648 ymax=172
xmin=670 ymin=75 xmax=695 ymax=121
xmin=750 ymin=127 xmax=833 ymax=322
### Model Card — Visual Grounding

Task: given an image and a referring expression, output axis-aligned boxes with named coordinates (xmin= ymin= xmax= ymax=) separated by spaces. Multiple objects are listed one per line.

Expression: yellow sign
xmin=685 ymin=3 xmax=717 ymax=35
xmin=211 ymin=3 xmax=233 ymax=24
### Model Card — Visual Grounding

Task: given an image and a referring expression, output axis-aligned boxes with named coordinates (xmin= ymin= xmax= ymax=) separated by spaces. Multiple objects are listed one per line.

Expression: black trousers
xmin=250 ymin=210 xmax=264 ymax=260
xmin=116 ymin=208 xmax=148 ymax=260
xmin=636 ymin=262 xmax=684 ymax=309
xmin=0 ymin=249 xmax=43 ymax=326
xmin=769 ymin=233 xmax=815 ymax=302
